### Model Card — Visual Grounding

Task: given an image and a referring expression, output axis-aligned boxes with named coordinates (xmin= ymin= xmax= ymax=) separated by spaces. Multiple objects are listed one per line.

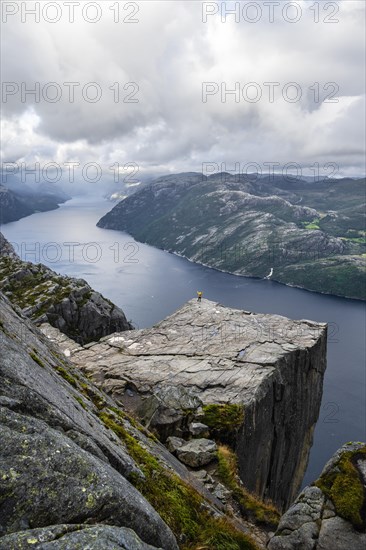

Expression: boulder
xmin=189 ymin=422 xmax=210 ymax=437
xmin=166 ymin=436 xmax=185 ymax=454
xmin=176 ymin=438 xmax=217 ymax=467
xmin=268 ymin=442 xmax=366 ymax=550
xmin=137 ymin=386 xmax=201 ymax=440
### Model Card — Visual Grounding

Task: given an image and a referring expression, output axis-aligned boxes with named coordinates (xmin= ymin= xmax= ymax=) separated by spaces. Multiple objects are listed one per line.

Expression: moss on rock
xmin=202 ymin=404 xmax=244 ymax=445
xmin=97 ymin=412 xmax=259 ymax=550
xmin=217 ymin=445 xmax=280 ymax=529
xmin=315 ymin=445 xmax=366 ymax=529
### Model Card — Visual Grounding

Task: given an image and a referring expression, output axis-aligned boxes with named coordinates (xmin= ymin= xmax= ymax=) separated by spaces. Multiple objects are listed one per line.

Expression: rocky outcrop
xmin=268 ymin=442 xmax=366 ymax=549
xmin=0 ymin=232 xmax=132 ymax=344
xmin=96 ymin=172 xmax=366 ymax=300
xmin=0 ymin=294 xmax=177 ymax=549
xmin=0 ymin=292 xmax=261 ymax=550
xmin=44 ymin=298 xmax=327 ymax=510
xmin=0 ymin=233 xmax=17 ymax=258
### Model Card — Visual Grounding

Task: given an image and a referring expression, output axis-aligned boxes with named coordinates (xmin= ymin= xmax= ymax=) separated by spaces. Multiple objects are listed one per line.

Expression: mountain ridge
xmin=97 ymin=172 xmax=366 ymax=300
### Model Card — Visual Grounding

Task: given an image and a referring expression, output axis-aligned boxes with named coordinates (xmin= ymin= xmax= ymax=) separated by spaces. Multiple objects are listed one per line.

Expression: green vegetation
xmin=217 ymin=445 xmax=280 ymax=528
xmin=79 ymin=382 xmax=106 ymax=410
xmin=202 ymin=403 xmax=244 ymax=444
xmin=29 ymin=351 xmax=45 ymax=368
xmin=108 ymin=406 xmax=158 ymax=441
xmin=301 ymin=218 xmax=320 ymax=230
xmin=55 ymin=366 xmax=78 ymax=388
xmin=315 ymin=446 xmax=366 ymax=529
xmin=98 ymin=411 xmax=259 ymax=550
xmin=75 ymin=396 xmax=87 ymax=410
xmin=276 ymin=256 xmax=366 ymax=300
xmin=0 ymin=256 xmax=75 ymax=311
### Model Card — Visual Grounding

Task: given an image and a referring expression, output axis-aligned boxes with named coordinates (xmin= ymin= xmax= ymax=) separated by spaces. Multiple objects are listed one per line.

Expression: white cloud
xmin=1 ymin=0 xmax=365 ymax=178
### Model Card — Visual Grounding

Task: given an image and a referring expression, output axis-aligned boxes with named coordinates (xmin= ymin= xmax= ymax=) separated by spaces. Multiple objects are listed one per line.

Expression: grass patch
xmin=80 ymin=382 xmax=106 ymax=410
xmin=202 ymin=404 xmax=244 ymax=444
xmin=55 ymin=366 xmax=78 ymax=388
xmin=29 ymin=350 xmax=45 ymax=368
xmin=98 ymin=411 xmax=258 ymax=550
xmin=217 ymin=445 xmax=280 ymax=529
xmin=75 ymin=396 xmax=87 ymax=410
xmin=304 ymin=222 xmax=320 ymax=230
xmin=315 ymin=446 xmax=366 ymax=529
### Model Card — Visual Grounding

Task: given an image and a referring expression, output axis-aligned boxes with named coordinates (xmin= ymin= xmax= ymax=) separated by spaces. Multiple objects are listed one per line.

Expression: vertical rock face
xmin=0 ymin=232 xmax=133 ymax=344
xmin=237 ymin=335 xmax=327 ymax=508
xmin=48 ymin=298 xmax=327 ymax=510
xmin=268 ymin=442 xmax=366 ymax=550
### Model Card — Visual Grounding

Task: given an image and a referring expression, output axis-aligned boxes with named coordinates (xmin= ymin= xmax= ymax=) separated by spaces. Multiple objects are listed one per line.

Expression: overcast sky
xmin=1 ymin=0 xmax=365 ymax=184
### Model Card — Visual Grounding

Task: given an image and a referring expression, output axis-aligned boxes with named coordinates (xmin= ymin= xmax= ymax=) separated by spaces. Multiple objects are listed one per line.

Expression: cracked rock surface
xmin=268 ymin=442 xmax=366 ymax=549
xmin=42 ymin=298 xmax=327 ymax=510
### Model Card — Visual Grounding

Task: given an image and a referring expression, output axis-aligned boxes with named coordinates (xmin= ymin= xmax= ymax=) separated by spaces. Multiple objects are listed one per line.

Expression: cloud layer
xmin=1 ymin=0 xmax=365 ymax=180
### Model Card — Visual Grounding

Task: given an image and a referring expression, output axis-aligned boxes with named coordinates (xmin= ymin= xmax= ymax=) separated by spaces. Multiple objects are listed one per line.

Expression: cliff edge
xmin=0 ymin=292 xmax=262 ymax=549
xmin=0 ymin=232 xmax=132 ymax=344
xmin=44 ymin=297 xmax=327 ymax=510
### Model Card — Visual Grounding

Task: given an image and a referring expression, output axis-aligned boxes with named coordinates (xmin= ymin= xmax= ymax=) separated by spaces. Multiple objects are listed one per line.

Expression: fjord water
xmin=2 ymin=197 xmax=365 ymax=488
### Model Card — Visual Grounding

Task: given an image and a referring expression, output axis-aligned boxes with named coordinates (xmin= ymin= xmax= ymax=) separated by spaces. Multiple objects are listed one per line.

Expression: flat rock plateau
xmin=42 ymin=298 xmax=327 ymax=510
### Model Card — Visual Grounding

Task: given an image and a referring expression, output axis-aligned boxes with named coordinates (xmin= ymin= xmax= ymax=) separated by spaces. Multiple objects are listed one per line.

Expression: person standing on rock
xmin=197 ymin=291 xmax=203 ymax=302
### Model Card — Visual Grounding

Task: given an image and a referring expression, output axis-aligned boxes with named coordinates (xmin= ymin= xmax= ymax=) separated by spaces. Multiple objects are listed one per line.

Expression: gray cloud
xmin=1 ymin=0 xmax=365 ymax=178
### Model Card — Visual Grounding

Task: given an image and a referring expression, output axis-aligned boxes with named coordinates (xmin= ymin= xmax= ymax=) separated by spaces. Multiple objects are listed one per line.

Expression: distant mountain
xmin=97 ymin=172 xmax=366 ymax=300
xmin=0 ymin=176 xmax=71 ymax=224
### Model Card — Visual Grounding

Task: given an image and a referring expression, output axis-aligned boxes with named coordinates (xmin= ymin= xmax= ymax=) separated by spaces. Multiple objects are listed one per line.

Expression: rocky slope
xmin=1 ymin=280 xmax=363 ymax=549
xmin=97 ymin=173 xmax=366 ymax=300
xmin=268 ymin=442 xmax=366 ymax=549
xmin=0 ymin=292 xmax=264 ymax=550
xmin=0 ymin=233 xmax=132 ymax=344
xmin=42 ymin=297 xmax=327 ymax=511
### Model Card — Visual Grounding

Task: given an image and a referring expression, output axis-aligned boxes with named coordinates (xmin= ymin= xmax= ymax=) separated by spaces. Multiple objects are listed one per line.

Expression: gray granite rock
xmin=52 ymin=298 xmax=327 ymax=509
xmin=0 ymin=293 xmax=178 ymax=549
xmin=166 ymin=436 xmax=185 ymax=454
xmin=189 ymin=422 xmax=210 ymax=437
xmin=317 ymin=516 xmax=366 ymax=550
xmin=0 ymin=232 xmax=132 ymax=345
xmin=0 ymin=524 xmax=159 ymax=549
xmin=268 ymin=442 xmax=366 ymax=550
xmin=176 ymin=438 xmax=217 ymax=467
xmin=213 ymin=483 xmax=232 ymax=502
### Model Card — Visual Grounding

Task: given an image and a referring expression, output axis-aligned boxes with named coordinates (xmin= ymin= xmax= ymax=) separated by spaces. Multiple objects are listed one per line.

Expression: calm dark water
xmin=2 ymin=197 xmax=365 ymax=488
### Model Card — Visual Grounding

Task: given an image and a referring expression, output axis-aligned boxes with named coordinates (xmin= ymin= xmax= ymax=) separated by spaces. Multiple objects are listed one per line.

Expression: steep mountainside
xmin=0 ymin=179 xmax=70 ymax=224
xmin=0 ymin=233 xmax=132 ymax=344
xmin=0 ymin=292 xmax=264 ymax=550
xmin=97 ymin=173 xmax=366 ymax=300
